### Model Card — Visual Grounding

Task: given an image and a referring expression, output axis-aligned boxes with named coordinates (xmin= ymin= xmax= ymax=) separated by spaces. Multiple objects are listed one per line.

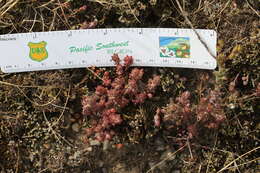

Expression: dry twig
xmin=146 ymin=143 xmax=187 ymax=173
xmin=0 ymin=80 xmax=62 ymax=107
xmin=173 ymin=0 xmax=216 ymax=59
xmin=43 ymin=111 xmax=74 ymax=148
xmin=217 ymin=146 xmax=260 ymax=173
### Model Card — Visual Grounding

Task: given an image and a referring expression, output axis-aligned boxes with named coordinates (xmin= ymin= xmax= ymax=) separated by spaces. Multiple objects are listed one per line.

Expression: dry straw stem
xmin=0 ymin=0 xmax=19 ymax=30
xmin=56 ymin=0 xmax=70 ymax=28
xmin=205 ymin=134 xmax=218 ymax=173
xmin=215 ymin=0 xmax=232 ymax=18
xmin=0 ymin=112 xmax=17 ymax=120
xmin=15 ymin=146 xmax=20 ymax=173
xmin=146 ymin=143 xmax=187 ymax=173
xmin=173 ymin=0 xmax=216 ymax=59
xmin=187 ymin=138 xmax=193 ymax=159
xmin=88 ymin=0 xmax=141 ymax=23
xmin=0 ymin=80 xmax=62 ymax=107
xmin=53 ymin=84 xmax=71 ymax=127
xmin=87 ymin=0 xmax=128 ymax=6
xmin=87 ymin=67 xmax=104 ymax=81
xmin=217 ymin=146 xmax=260 ymax=173
xmin=246 ymin=0 xmax=260 ymax=17
xmin=225 ymin=157 xmax=260 ymax=170
xmin=0 ymin=0 xmax=72 ymax=32
xmin=22 ymin=12 xmax=39 ymax=32
xmin=43 ymin=111 xmax=74 ymax=148
xmin=0 ymin=0 xmax=19 ymax=18
xmin=125 ymin=0 xmax=141 ymax=23
xmin=35 ymin=0 xmax=56 ymax=9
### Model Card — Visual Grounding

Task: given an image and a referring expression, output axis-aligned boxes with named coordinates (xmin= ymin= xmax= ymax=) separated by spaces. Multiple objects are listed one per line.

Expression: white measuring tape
xmin=0 ymin=28 xmax=217 ymax=73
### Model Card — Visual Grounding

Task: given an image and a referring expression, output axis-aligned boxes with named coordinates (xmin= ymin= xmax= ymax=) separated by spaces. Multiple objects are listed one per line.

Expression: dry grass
xmin=0 ymin=0 xmax=259 ymax=172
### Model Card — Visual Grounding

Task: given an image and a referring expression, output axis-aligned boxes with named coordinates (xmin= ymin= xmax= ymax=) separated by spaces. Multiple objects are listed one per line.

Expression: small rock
xmin=86 ymin=147 xmax=93 ymax=152
xmin=172 ymin=170 xmax=180 ymax=173
xmin=159 ymin=69 xmax=165 ymax=73
xmin=72 ymin=123 xmax=80 ymax=132
xmin=156 ymin=145 xmax=165 ymax=151
xmin=103 ymin=140 xmax=110 ymax=151
xmin=90 ymin=140 xmax=101 ymax=146
xmin=148 ymin=161 xmax=156 ymax=168
xmin=99 ymin=161 xmax=104 ymax=167
xmin=70 ymin=118 xmax=76 ymax=123
xmin=228 ymin=103 xmax=235 ymax=109
xmin=29 ymin=152 xmax=34 ymax=162
xmin=8 ymin=140 xmax=15 ymax=146
xmin=43 ymin=143 xmax=50 ymax=149
xmin=160 ymin=149 xmax=176 ymax=161
xmin=102 ymin=167 xmax=107 ymax=173
xmin=74 ymin=151 xmax=81 ymax=158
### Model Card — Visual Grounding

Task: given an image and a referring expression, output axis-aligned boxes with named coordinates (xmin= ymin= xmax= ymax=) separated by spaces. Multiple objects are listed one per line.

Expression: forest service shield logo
xmin=28 ymin=41 xmax=48 ymax=62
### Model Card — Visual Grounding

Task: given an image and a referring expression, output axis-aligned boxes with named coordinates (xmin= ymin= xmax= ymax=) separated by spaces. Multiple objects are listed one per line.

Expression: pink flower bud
xmin=104 ymin=131 xmax=112 ymax=140
xmin=124 ymin=55 xmax=133 ymax=67
xmin=95 ymin=86 xmax=107 ymax=95
xmin=112 ymin=54 xmax=120 ymax=65
xmin=147 ymin=93 xmax=153 ymax=98
xmin=154 ymin=108 xmax=161 ymax=127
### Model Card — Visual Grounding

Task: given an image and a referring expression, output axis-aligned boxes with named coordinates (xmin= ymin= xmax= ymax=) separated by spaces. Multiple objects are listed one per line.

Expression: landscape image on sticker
xmin=159 ymin=37 xmax=190 ymax=58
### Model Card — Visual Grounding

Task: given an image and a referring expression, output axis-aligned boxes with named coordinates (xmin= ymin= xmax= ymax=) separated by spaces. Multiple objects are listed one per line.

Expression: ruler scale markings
xmin=0 ymin=28 xmax=217 ymax=73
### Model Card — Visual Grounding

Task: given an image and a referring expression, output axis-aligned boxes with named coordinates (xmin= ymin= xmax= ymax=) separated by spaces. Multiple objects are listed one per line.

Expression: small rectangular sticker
xmin=159 ymin=37 xmax=190 ymax=58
